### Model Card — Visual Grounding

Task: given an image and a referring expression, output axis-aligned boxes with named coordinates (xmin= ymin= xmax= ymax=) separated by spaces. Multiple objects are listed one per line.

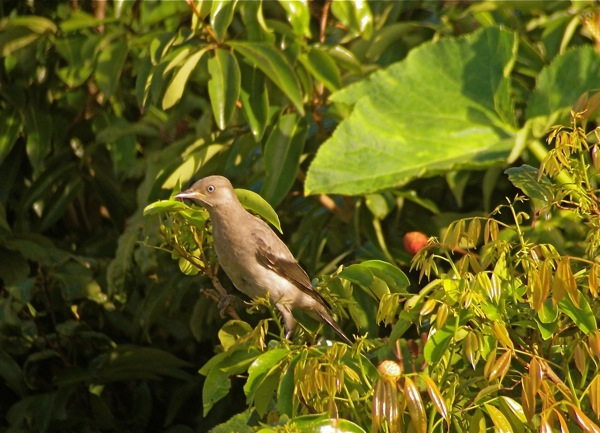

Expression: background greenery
xmin=1 ymin=1 xmax=600 ymax=432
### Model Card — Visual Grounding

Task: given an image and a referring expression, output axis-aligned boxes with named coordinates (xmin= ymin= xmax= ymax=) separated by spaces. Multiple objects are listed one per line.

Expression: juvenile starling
xmin=176 ymin=176 xmax=352 ymax=345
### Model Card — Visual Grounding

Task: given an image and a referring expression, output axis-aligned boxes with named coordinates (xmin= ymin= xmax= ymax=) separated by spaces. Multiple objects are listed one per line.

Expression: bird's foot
xmin=201 ymin=289 xmax=244 ymax=318
xmin=217 ymin=293 xmax=244 ymax=318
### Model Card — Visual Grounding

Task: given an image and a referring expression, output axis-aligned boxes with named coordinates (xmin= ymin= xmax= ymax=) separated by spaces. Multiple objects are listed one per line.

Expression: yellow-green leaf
xmin=424 ymin=375 xmax=450 ymax=426
xmin=484 ymin=403 xmax=513 ymax=433
xmin=163 ymin=48 xmax=209 ymax=110
xmin=404 ymin=377 xmax=426 ymax=433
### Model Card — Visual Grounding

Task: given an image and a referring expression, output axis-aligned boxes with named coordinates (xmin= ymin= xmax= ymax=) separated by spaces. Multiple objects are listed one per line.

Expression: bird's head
xmin=175 ymin=175 xmax=237 ymax=209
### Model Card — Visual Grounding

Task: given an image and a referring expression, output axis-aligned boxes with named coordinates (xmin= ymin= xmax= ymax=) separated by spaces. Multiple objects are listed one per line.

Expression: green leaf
xmin=559 ymin=295 xmax=597 ymax=334
xmin=201 ymin=348 xmax=261 ymax=415
xmin=162 ymin=141 xmax=225 ymax=190
xmin=244 ymin=348 xmax=289 ymax=403
xmin=208 ymin=48 xmax=241 ymax=130
xmin=218 ymin=320 xmax=253 ymax=351
xmin=305 ymin=26 xmax=518 ymax=195
xmin=229 ymin=41 xmax=304 ymax=115
xmin=59 ymin=11 xmax=103 ymax=32
xmin=0 ymin=16 xmax=57 ymax=56
xmin=360 ymin=260 xmax=410 ymax=293
xmin=285 ymin=414 xmax=368 ymax=433
xmin=239 ymin=64 xmax=270 ymax=140
xmin=143 ymin=199 xmax=190 ymax=216
xmin=162 ymin=47 xmax=209 ymax=110
xmin=96 ymin=37 xmax=128 ymax=98
xmin=504 ymin=165 xmax=554 ymax=202
xmin=95 ymin=346 xmax=192 ymax=382
xmin=277 ymin=0 xmax=311 ymax=38
xmin=261 ymin=113 xmax=308 ymax=207
xmin=527 ymin=46 xmax=600 ymax=129
xmin=424 ymin=316 xmax=457 ymax=363
xmin=0 ymin=351 xmax=27 ymax=396
xmin=0 ymin=109 xmax=21 ymax=166
xmin=24 ymin=107 xmax=52 ymax=177
xmin=340 ymin=264 xmax=374 ymax=288
xmin=330 ymin=0 xmax=373 ymax=39
xmin=235 ymin=188 xmax=282 ymax=234
xmin=299 ymin=46 xmax=341 ymax=92
xmin=55 ymin=35 xmax=98 ymax=86
xmin=211 ymin=0 xmax=238 ymax=42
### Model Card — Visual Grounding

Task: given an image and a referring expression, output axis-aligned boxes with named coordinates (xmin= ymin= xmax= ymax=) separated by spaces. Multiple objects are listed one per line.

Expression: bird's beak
xmin=175 ymin=190 xmax=205 ymax=202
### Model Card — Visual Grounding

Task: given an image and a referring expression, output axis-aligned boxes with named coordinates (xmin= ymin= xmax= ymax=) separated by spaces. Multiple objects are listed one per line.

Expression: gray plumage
xmin=176 ymin=175 xmax=352 ymax=345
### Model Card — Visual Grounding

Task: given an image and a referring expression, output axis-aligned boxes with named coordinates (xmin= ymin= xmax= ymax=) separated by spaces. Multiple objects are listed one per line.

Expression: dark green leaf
xmin=208 ymin=48 xmax=241 ymax=130
xmin=96 ymin=37 xmax=128 ymax=98
xmin=0 ymin=109 xmax=21 ymax=166
xmin=299 ymin=46 xmax=341 ymax=92
xmin=24 ymin=107 xmax=52 ymax=177
xmin=229 ymin=41 xmax=304 ymax=114
xmin=261 ymin=113 xmax=308 ymax=207
xmin=239 ymin=64 xmax=269 ymax=140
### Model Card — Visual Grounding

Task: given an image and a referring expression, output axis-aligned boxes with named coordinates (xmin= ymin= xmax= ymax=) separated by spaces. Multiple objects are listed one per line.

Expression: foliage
xmin=1 ymin=1 xmax=600 ymax=432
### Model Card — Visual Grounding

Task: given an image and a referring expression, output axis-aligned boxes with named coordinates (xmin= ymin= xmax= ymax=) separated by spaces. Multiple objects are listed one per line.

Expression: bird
xmin=175 ymin=175 xmax=352 ymax=345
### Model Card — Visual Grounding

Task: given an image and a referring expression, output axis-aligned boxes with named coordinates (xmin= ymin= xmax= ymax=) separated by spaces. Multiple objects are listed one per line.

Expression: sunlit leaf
xmin=305 ymin=26 xmax=518 ymax=195
xmin=404 ymin=377 xmax=426 ymax=433
xmin=235 ymin=188 xmax=282 ymax=234
xmin=484 ymin=403 xmax=513 ymax=433
xmin=163 ymin=48 xmax=209 ymax=110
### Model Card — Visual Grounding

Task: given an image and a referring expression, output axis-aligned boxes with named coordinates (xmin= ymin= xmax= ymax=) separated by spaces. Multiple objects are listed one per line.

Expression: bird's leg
xmin=275 ymin=304 xmax=297 ymax=340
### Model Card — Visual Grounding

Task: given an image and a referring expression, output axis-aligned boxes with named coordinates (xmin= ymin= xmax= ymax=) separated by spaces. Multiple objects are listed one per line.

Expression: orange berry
xmin=403 ymin=231 xmax=428 ymax=254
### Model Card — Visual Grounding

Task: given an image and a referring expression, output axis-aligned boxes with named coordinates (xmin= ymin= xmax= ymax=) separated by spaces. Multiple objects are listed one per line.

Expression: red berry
xmin=403 ymin=231 xmax=428 ymax=255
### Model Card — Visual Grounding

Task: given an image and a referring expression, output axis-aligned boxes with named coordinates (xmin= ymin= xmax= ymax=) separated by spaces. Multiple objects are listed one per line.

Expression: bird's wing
xmin=253 ymin=235 xmax=332 ymax=309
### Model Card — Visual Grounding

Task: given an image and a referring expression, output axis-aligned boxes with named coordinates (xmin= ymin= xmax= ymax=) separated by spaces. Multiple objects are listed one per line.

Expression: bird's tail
xmin=317 ymin=308 xmax=353 ymax=345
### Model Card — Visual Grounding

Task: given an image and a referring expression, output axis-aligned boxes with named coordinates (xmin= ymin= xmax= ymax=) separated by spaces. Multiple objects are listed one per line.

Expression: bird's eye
xmin=207 ymin=185 xmax=215 ymax=193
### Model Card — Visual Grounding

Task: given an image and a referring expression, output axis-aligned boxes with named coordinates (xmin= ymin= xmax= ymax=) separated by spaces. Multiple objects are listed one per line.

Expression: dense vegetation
xmin=1 ymin=1 xmax=600 ymax=432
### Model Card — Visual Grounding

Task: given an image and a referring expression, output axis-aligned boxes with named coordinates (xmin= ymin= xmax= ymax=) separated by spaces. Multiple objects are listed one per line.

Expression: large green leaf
xmin=229 ymin=41 xmax=304 ymax=115
xmin=305 ymin=26 xmax=519 ymax=196
xmin=208 ymin=48 xmax=241 ymax=130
